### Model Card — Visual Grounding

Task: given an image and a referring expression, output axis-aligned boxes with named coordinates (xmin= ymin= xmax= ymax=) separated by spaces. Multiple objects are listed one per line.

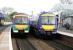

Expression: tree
xmin=1 ymin=7 xmax=16 ymax=21
xmin=53 ymin=0 xmax=73 ymax=17
xmin=9 ymin=12 xmax=17 ymax=20
xmin=2 ymin=7 xmax=15 ymax=15
xmin=52 ymin=0 xmax=73 ymax=26
xmin=60 ymin=0 xmax=73 ymax=4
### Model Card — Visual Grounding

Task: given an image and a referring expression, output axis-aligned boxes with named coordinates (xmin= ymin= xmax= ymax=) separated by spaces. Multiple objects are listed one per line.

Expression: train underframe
xmin=30 ymin=26 xmax=61 ymax=39
xmin=11 ymin=28 xmax=29 ymax=38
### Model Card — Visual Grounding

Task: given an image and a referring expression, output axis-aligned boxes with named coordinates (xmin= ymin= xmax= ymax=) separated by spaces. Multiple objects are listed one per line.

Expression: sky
xmin=0 ymin=0 xmax=60 ymax=15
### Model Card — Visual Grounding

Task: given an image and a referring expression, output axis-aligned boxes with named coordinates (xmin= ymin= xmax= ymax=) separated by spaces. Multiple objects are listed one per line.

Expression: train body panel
xmin=36 ymin=12 xmax=58 ymax=37
xmin=11 ymin=13 xmax=30 ymax=37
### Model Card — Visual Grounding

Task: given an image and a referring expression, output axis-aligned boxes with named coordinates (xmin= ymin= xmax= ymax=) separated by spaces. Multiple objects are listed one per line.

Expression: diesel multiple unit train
xmin=11 ymin=12 xmax=59 ymax=38
xmin=11 ymin=13 xmax=30 ymax=37
xmin=35 ymin=12 xmax=58 ymax=37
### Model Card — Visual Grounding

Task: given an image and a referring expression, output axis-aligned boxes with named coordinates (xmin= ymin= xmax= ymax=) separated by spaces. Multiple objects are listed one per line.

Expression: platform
xmin=0 ymin=27 xmax=13 ymax=50
xmin=58 ymin=28 xmax=73 ymax=37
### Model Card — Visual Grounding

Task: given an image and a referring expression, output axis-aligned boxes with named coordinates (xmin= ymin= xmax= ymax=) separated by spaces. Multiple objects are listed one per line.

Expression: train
xmin=11 ymin=13 xmax=30 ymax=37
xmin=32 ymin=12 xmax=59 ymax=38
xmin=11 ymin=12 xmax=60 ymax=39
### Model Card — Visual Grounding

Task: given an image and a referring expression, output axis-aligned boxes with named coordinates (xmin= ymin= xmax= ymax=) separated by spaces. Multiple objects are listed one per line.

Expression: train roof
xmin=40 ymin=13 xmax=56 ymax=16
xmin=15 ymin=13 xmax=29 ymax=17
xmin=15 ymin=13 xmax=28 ymax=15
xmin=13 ymin=13 xmax=29 ymax=18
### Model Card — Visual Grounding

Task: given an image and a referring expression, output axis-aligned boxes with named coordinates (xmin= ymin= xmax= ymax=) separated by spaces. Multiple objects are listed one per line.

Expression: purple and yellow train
xmin=34 ymin=12 xmax=58 ymax=38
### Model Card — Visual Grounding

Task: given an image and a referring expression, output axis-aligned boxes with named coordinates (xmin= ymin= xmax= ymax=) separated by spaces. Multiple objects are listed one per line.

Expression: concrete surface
xmin=0 ymin=27 xmax=13 ymax=50
xmin=58 ymin=28 xmax=73 ymax=37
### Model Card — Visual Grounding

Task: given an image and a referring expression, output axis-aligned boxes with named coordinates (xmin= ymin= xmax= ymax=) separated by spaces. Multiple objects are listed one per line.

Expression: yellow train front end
xmin=42 ymin=25 xmax=55 ymax=31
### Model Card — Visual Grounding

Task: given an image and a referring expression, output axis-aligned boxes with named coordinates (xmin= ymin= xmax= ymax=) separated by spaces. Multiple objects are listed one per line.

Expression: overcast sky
xmin=0 ymin=0 xmax=60 ymax=15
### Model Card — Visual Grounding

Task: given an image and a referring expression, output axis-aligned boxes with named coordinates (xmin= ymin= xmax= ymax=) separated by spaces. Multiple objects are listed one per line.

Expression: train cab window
xmin=21 ymin=17 xmax=29 ymax=24
xmin=13 ymin=17 xmax=28 ymax=24
xmin=41 ymin=16 xmax=55 ymax=24
xmin=41 ymin=17 xmax=49 ymax=24
xmin=49 ymin=16 xmax=55 ymax=24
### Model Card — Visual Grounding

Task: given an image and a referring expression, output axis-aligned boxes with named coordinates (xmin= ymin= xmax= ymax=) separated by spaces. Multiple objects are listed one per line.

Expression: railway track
xmin=12 ymin=37 xmax=56 ymax=50
xmin=27 ymin=37 xmax=56 ymax=50
xmin=43 ymin=40 xmax=73 ymax=50
xmin=12 ymin=38 xmax=37 ymax=50
xmin=12 ymin=34 xmax=73 ymax=50
xmin=28 ymin=36 xmax=73 ymax=50
xmin=42 ymin=35 xmax=73 ymax=50
xmin=54 ymin=35 xmax=73 ymax=49
xmin=58 ymin=35 xmax=73 ymax=47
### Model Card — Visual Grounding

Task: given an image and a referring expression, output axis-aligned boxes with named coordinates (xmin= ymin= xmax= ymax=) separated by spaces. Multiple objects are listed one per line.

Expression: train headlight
xmin=25 ymin=30 xmax=29 ymax=33
xmin=13 ymin=30 xmax=18 ymax=33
